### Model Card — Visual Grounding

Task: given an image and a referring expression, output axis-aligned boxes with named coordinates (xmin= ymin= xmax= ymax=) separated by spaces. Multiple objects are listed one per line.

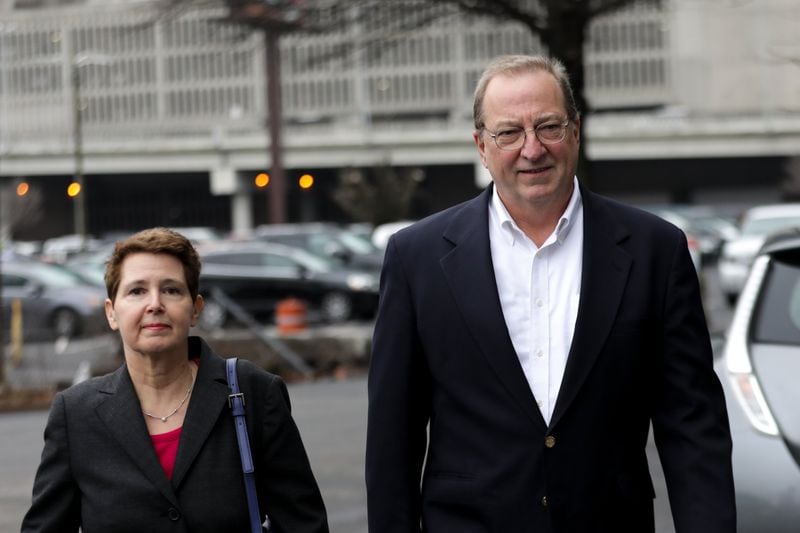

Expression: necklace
xmin=142 ymin=365 xmax=195 ymax=423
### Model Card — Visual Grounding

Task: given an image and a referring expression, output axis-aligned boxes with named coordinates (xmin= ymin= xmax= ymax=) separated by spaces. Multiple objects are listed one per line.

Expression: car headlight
xmin=346 ymin=273 xmax=377 ymax=291
xmin=724 ymin=255 xmax=780 ymax=436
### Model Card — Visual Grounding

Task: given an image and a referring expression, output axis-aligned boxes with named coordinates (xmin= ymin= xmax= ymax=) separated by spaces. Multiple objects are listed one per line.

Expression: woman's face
xmin=105 ymin=252 xmax=203 ymax=359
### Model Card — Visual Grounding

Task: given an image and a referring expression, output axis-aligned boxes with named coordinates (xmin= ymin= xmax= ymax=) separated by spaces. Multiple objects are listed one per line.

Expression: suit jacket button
xmin=544 ymin=435 xmax=556 ymax=448
xmin=167 ymin=507 xmax=181 ymax=521
xmin=541 ymin=496 xmax=549 ymax=507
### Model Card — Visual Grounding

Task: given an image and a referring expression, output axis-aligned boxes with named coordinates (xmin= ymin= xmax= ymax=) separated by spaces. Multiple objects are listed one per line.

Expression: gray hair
xmin=472 ymin=55 xmax=580 ymax=130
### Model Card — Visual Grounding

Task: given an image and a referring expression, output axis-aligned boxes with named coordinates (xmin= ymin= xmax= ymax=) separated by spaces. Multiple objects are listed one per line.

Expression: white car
xmin=718 ymin=204 xmax=800 ymax=305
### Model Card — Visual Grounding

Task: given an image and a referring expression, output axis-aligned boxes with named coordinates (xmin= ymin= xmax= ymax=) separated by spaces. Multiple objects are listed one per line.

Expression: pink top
xmin=149 ymin=359 xmax=200 ymax=480
xmin=151 ymin=426 xmax=182 ymax=480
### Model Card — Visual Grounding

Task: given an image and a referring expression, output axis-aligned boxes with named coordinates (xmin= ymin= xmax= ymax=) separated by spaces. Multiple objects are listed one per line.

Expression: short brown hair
xmin=473 ymin=54 xmax=580 ymax=130
xmin=104 ymin=227 xmax=201 ymax=302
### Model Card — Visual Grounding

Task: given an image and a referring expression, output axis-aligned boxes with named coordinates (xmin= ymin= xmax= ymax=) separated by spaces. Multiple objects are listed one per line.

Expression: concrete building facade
xmin=0 ymin=0 xmax=798 ymax=240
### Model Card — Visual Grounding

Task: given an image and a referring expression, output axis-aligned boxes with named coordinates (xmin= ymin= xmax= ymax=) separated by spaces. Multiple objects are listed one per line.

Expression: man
xmin=365 ymin=55 xmax=735 ymax=533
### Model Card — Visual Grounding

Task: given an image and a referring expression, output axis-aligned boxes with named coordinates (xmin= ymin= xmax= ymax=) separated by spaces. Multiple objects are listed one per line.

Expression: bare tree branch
xmin=589 ymin=0 xmax=646 ymax=18
xmin=428 ymin=0 xmax=546 ymax=33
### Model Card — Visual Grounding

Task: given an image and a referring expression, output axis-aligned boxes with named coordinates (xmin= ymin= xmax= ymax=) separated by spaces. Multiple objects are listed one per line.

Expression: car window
xmin=205 ymin=253 xmax=260 ymax=266
xmin=23 ymin=262 xmax=86 ymax=288
xmin=338 ymin=231 xmax=379 ymax=254
xmin=752 ymin=254 xmax=800 ymax=344
xmin=309 ymin=234 xmax=344 ymax=256
xmin=262 ymin=253 xmax=297 ymax=268
xmin=265 ymin=234 xmax=306 ymax=248
xmin=2 ymin=274 xmax=28 ymax=288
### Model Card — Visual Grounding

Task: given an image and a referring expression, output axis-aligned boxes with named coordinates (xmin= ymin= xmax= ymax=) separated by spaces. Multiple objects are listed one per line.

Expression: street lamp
xmin=69 ymin=51 xmax=112 ymax=247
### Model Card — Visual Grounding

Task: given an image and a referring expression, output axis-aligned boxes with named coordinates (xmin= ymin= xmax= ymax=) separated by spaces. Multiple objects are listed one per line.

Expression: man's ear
xmin=473 ymin=130 xmax=488 ymax=168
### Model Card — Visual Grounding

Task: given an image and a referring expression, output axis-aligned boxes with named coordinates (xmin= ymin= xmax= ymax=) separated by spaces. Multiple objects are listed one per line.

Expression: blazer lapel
xmin=171 ymin=339 xmax=230 ymax=488
xmin=95 ymin=366 xmax=179 ymax=506
xmin=550 ymin=188 xmax=632 ymax=428
xmin=440 ymin=186 xmax=547 ymax=430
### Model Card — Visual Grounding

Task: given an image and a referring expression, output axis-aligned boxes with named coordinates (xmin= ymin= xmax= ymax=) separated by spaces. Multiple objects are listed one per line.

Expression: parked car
xmin=639 ymin=207 xmax=703 ymax=272
xmin=198 ymin=242 xmax=379 ymax=327
xmin=252 ymin=223 xmax=385 ymax=272
xmin=663 ymin=205 xmax=739 ymax=260
xmin=719 ymin=228 xmax=800 ymax=532
xmin=718 ymin=204 xmax=800 ymax=305
xmin=1 ymin=259 xmax=107 ymax=340
xmin=371 ymin=220 xmax=416 ymax=250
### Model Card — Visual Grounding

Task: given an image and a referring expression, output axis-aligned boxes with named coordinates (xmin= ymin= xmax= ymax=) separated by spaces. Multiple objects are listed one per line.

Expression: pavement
xmin=1 ymin=375 xmax=681 ymax=533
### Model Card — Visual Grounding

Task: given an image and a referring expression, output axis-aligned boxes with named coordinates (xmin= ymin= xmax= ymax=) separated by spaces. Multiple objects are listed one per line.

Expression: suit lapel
xmin=171 ymin=342 xmax=229 ymax=488
xmin=550 ymin=188 xmax=632 ymax=428
xmin=440 ymin=186 xmax=547 ymax=430
xmin=95 ymin=366 xmax=179 ymax=505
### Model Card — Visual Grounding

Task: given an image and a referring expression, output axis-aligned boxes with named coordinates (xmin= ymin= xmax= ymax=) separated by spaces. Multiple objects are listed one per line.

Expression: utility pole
xmin=228 ymin=0 xmax=306 ymax=224
xmin=265 ymin=30 xmax=286 ymax=224
xmin=71 ymin=59 xmax=87 ymax=244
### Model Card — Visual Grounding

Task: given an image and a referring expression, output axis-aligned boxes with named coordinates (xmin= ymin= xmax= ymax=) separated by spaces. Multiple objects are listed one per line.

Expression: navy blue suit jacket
xmin=366 ymin=184 xmax=735 ymax=533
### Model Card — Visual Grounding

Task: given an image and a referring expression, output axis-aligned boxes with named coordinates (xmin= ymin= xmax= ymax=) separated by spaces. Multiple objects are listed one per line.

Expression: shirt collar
xmin=490 ymin=177 xmax=582 ymax=247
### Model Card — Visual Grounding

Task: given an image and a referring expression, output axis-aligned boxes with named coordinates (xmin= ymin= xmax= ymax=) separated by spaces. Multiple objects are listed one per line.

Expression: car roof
xmin=743 ymin=203 xmax=800 ymax=221
xmin=253 ymin=222 xmax=342 ymax=236
xmin=759 ymin=227 xmax=800 ymax=255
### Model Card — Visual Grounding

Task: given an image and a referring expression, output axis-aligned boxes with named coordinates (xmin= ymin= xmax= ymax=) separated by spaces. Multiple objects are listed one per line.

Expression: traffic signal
xmin=255 ymin=172 xmax=270 ymax=188
xmin=298 ymin=173 xmax=314 ymax=190
xmin=67 ymin=181 xmax=81 ymax=197
xmin=15 ymin=182 xmax=30 ymax=197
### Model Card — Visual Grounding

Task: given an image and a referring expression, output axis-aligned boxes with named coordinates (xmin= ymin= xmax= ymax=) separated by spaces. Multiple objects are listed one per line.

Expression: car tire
xmin=199 ymin=298 xmax=227 ymax=329
xmin=51 ymin=308 xmax=81 ymax=339
xmin=320 ymin=292 xmax=352 ymax=322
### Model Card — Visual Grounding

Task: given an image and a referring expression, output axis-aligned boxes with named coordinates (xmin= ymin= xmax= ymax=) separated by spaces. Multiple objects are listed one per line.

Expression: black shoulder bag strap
xmin=226 ymin=357 xmax=264 ymax=533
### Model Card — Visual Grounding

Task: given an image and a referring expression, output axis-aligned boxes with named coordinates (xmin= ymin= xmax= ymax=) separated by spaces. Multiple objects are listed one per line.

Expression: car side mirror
xmin=295 ymin=264 xmax=309 ymax=278
xmin=27 ymin=282 xmax=45 ymax=297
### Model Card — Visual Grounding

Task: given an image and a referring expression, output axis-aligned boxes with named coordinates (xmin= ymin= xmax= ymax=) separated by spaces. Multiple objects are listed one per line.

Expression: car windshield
xmin=751 ymin=252 xmax=800 ymax=344
xmin=290 ymin=248 xmax=336 ymax=272
xmin=742 ymin=216 xmax=800 ymax=237
xmin=20 ymin=262 xmax=88 ymax=288
xmin=336 ymin=231 xmax=379 ymax=254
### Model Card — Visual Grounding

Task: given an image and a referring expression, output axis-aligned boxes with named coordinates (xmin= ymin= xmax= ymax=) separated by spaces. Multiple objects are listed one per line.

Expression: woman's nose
xmin=146 ymin=293 xmax=164 ymax=312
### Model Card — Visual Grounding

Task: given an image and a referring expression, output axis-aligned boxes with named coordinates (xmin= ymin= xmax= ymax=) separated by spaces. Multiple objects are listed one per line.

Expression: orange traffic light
xmin=298 ymin=173 xmax=314 ymax=190
xmin=67 ymin=182 xmax=82 ymax=197
xmin=255 ymin=172 xmax=270 ymax=188
xmin=16 ymin=182 xmax=30 ymax=196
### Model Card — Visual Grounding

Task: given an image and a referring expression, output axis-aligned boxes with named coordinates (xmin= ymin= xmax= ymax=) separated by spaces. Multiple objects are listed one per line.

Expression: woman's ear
xmin=104 ymin=299 xmax=119 ymax=331
xmin=191 ymin=294 xmax=205 ymax=326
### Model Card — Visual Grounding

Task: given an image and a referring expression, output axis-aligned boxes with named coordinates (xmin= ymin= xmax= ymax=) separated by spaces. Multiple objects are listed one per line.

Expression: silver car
xmin=720 ymin=229 xmax=800 ymax=531
xmin=1 ymin=259 xmax=108 ymax=340
xmin=718 ymin=203 xmax=800 ymax=305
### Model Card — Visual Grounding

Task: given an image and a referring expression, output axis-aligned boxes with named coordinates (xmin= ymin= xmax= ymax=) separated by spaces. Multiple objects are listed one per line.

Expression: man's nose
xmin=519 ymin=129 xmax=547 ymax=159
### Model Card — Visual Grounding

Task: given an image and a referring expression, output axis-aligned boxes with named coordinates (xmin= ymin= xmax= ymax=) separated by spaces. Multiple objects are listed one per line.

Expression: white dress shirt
xmin=488 ymin=178 xmax=584 ymax=424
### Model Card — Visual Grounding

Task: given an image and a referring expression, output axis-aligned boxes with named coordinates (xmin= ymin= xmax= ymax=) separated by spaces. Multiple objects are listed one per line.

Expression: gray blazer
xmin=22 ymin=336 xmax=328 ymax=533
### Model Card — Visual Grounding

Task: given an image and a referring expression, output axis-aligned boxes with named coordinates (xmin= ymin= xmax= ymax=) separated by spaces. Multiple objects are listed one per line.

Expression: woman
xmin=22 ymin=227 xmax=329 ymax=532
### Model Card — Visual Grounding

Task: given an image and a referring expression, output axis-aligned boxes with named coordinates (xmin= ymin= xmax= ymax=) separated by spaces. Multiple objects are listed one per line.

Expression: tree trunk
xmin=540 ymin=5 xmax=592 ymax=186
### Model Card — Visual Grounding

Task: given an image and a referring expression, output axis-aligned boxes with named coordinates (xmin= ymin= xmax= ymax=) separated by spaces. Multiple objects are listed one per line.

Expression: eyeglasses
xmin=483 ymin=120 xmax=570 ymax=151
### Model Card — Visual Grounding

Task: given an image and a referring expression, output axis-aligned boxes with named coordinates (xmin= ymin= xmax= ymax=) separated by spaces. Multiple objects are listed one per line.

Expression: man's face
xmin=473 ymin=70 xmax=580 ymax=216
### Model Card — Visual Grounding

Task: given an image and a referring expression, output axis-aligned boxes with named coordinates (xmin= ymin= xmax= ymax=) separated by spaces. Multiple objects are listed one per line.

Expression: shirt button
xmin=535 ymin=349 xmax=544 ymax=358
xmin=544 ymin=435 xmax=556 ymax=448
xmin=535 ymin=298 xmax=544 ymax=308
xmin=167 ymin=507 xmax=180 ymax=521
xmin=541 ymin=496 xmax=549 ymax=507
